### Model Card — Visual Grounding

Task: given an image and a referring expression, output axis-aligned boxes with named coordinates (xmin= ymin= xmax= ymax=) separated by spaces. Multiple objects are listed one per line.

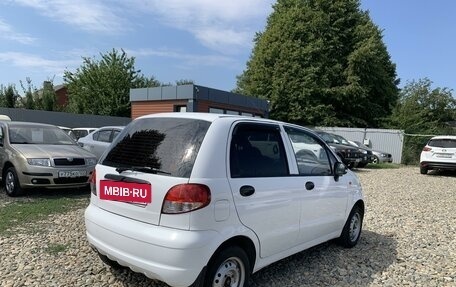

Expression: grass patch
xmin=45 ymin=243 xmax=68 ymax=254
xmin=365 ymin=163 xmax=401 ymax=169
xmin=0 ymin=195 xmax=88 ymax=235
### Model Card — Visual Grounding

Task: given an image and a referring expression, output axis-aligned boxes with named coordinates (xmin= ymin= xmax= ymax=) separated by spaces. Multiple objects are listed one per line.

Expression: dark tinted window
xmin=102 ymin=118 xmax=211 ymax=178
xmin=230 ymin=123 xmax=288 ymax=178
xmin=428 ymin=139 xmax=456 ymax=148
xmin=73 ymin=130 xmax=88 ymax=139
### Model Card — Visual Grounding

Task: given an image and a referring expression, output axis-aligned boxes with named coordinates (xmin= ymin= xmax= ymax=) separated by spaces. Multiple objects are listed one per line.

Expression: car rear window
xmin=428 ymin=139 xmax=456 ymax=148
xmin=101 ymin=118 xmax=211 ymax=178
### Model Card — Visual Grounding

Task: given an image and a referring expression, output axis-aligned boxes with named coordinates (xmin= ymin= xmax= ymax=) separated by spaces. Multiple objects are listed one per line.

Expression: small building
xmin=130 ymin=84 xmax=269 ymax=119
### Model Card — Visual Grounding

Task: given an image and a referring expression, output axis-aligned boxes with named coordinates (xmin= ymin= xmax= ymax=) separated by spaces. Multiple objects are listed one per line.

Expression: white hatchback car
xmin=420 ymin=135 xmax=456 ymax=174
xmin=84 ymin=113 xmax=365 ymax=287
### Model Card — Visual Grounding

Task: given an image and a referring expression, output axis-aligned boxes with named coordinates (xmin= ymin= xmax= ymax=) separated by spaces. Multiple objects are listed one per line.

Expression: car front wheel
xmin=338 ymin=206 xmax=363 ymax=248
xmin=199 ymin=246 xmax=250 ymax=287
xmin=4 ymin=167 xmax=24 ymax=197
xmin=420 ymin=167 xmax=428 ymax=175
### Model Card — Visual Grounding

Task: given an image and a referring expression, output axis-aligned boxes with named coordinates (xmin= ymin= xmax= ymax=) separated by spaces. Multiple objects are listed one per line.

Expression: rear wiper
xmin=115 ymin=166 xmax=171 ymax=175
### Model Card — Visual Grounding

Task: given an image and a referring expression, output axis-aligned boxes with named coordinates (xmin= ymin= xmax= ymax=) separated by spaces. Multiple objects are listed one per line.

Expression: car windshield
xmin=73 ymin=130 xmax=89 ymax=139
xmin=102 ymin=118 xmax=211 ymax=178
xmin=316 ymin=132 xmax=337 ymax=144
xmin=428 ymin=139 xmax=456 ymax=148
xmin=9 ymin=125 xmax=75 ymax=145
xmin=332 ymin=134 xmax=350 ymax=145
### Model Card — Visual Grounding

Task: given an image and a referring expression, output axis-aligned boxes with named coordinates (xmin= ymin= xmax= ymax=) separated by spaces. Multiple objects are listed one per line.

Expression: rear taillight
xmin=89 ymin=169 xmax=97 ymax=195
xmin=162 ymin=184 xmax=211 ymax=214
xmin=423 ymin=147 xmax=432 ymax=152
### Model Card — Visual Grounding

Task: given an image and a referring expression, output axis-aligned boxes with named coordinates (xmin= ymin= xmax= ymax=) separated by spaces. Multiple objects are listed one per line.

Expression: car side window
xmin=284 ymin=126 xmax=332 ymax=176
xmin=111 ymin=130 xmax=121 ymax=142
xmin=97 ymin=130 xmax=112 ymax=143
xmin=230 ymin=123 xmax=289 ymax=178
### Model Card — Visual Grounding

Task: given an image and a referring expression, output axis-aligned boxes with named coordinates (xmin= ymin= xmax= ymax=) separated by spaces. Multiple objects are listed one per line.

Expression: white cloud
xmin=0 ymin=18 xmax=36 ymax=44
xmin=125 ymin=48 xmax=239 ymax=68
xmin=12 ymin=0 xmax=128 ymax=33
xmin=124 ymin=0 xmax=275 ymax=53
xmin=0 ymin=52 xmax=78 ymax=75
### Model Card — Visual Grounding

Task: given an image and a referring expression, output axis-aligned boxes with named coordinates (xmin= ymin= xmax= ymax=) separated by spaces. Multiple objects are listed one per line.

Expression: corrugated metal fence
xmin=318 ymin=127 xmax=404 ymax=164
xmin=0 ymin=107 xmax=131 ymax=128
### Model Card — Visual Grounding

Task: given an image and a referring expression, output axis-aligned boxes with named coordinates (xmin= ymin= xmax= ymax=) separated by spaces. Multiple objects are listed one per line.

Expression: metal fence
xmin=317 ymin=127 xmax=404 ymax=164
xmin=0 ymin=107 xmax=131 ymax=128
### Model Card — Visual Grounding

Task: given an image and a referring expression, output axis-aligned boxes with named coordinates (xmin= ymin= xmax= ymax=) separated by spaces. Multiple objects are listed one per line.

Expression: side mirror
xmin=334 ymin=162 xmax=347 ymax=181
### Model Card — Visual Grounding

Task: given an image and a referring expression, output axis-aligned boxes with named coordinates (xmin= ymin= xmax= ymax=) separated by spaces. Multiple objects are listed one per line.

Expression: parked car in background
xmin=349 ymin=140 xmax=393 ymax=165
xmin=0 ymin=121 xmax=97 ymax=196
xmin=78 ymin=126 xmax=123 ymax=159
xmin=58 ymin=126 xmax=77 ymax=141
xmin=72 ymin=127 xmax=97 ymax=140
xmin=331 ymin=134 xmax=373 ymax=168
xmin=314 ymin=131 xmax=364 ymax=168
xmin=420 ymin=135 xmax=456 ymax=174
xmin=85 ymin=113 xmax=365 ymax=287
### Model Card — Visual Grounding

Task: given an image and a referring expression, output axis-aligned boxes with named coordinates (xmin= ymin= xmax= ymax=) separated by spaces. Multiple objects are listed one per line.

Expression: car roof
xmin=72 ymin=127 xmax=96 ymax=130
xmin=4 ymin=121 xmax=57 ymax=128
xmin=137 ymin=112 xmax=285 ymax=125
xmin=429 ymin=135 xmax=456 ymax=140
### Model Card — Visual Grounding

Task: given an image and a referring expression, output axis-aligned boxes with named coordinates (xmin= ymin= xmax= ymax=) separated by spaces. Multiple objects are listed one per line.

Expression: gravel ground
xmin=0 ymin=166 xmax=455 ymax=287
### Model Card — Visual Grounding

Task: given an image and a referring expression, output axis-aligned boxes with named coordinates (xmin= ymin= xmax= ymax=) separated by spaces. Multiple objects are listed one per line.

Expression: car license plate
xmin=436 ymin=153 xmax=452 ymax=158
xmin=99 ymin=180 xmax=152 ymax=204
xmin=58 ymin=170 xmax=87 ymax=178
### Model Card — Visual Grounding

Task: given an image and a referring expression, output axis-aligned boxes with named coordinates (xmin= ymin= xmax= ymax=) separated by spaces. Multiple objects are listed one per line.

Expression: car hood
xmin=12 ymin=144 xmax=95 ymax=159
xmin=328 ymin=143 xmax=359 ymax=151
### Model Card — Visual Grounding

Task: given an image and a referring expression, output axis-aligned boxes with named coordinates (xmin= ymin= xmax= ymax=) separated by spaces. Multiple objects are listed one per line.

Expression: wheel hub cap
xmin=213 ymin=258 xmax=244 ymax=287
xmin=6 ymin=172 xmax=14 ymax=193
xmin=349 ymin=213 xmax=361 ymax=242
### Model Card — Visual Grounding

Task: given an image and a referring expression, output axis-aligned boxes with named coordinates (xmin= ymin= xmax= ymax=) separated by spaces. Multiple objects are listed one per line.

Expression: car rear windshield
xmin=101 ymin=118 xmax=211 ymax=178
xmin=428 ymin=139 xmax=456 ymax=148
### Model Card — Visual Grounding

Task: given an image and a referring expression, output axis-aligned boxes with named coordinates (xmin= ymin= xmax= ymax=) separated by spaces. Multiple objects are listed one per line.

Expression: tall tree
xmin=41 ymin=81 xmax=57 ymax=111
xmin=19 ymin=78 xmax=36 ymax=109
xmin=0 ymin=84 xmax=19 ymax=108
xmin=388 ymin=78 xmax=456 ymax=164
xmin=64 ymin=49 xmax=159 ymax=117
xmin=236 ymin=0 xmax=398 ymax=127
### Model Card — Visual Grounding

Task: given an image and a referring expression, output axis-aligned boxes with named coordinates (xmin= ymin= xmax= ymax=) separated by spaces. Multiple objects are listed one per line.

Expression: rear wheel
xmin=4 ymin=167 xmax=24 ymax=197
xmin=200 ymin=246 xmax=250 ymax=287
xmin=338 ymin=206 xmax=363 ymax=248
xmin=420 ymin=167 xmax=428 ymax=175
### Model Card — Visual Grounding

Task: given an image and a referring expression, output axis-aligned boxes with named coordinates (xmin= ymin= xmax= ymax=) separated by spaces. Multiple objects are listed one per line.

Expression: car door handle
xmin=240 ymin=185 xmax=255 ymax=197
xmin=305 ymin=181 xmax=315 ymax=191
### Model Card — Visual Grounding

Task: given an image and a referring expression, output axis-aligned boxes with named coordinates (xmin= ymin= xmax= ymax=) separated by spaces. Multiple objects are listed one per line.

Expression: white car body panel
xmin=84 ymin=113 xmax=364 ymax=287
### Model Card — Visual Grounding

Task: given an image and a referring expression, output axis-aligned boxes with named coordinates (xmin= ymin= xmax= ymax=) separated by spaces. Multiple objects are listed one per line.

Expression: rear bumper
xmin=421 ymin=161 xmax=456 ymax=170
xmin=84 ymin=204 xmax=220 ymax=287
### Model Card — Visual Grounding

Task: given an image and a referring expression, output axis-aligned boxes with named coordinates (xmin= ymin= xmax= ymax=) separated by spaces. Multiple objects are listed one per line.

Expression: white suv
xmin=420 ymin=135 xmax=456 ymax=174
xmin=84 ymin=113 xmax=364 ymax=287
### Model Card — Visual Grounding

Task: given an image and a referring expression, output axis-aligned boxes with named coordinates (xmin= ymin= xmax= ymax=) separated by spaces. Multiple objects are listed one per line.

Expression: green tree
xmin=41 ymin=81 xmax=57 ymax=111
xmin=19 ymin=78 xmax=36 ymax=109
xmin=175 ymin=79 xmax=194 ymax=85
xmin=236 ymin=0 xmax=398 ymax=127
xmin=64 ymin=49 xmax=159 ymax=117
xmin=0 ymin=84 xmax=19 ymax=108
xmin=388 ymin=78 xmax=456 ymax=164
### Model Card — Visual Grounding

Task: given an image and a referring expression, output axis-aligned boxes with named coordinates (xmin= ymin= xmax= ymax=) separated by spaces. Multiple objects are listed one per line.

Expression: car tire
xmin=357 ymin=162 xmax=367 ymax=168
xmin=4 ymin=167 xmax=24 ymax=197
xmin=420 ymin=167 xmax=428 ymax=175
xmin=372 ymin=156 xmax=379 ymax=164
xmin=338 ymin=206 xmax=363 ymax=248
xmin=200 ymin=246 xmax=250 ymax=287
xmin=97 ymin=252 xmax=124 ymax=270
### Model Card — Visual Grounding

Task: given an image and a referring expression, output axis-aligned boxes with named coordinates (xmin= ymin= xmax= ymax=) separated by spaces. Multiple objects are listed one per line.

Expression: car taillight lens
xmin=162 ymin=184 xmax=211 ymax=214
xmin=89 ymin=169 xmax=97 ymax=195
xmin=423 ymin=147 xmax=432 ymax=152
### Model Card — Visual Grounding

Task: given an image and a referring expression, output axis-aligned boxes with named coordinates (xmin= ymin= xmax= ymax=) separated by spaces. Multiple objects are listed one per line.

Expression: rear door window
xmin=230 ymin=123 xmax=289 ymax=178
xmin=102 ymin=118 xmax=211 ymax=178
